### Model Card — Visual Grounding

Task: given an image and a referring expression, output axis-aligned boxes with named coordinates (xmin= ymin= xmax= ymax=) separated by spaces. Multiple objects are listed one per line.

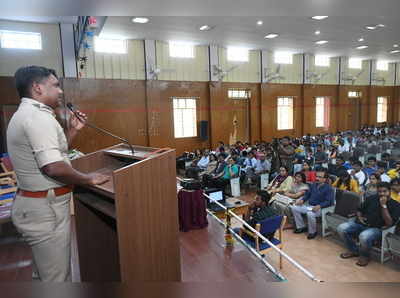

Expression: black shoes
xmin=293 ymin=227 xmax=307 ymax=234
xmin=307 ymin=232 xmax=318 ymax=239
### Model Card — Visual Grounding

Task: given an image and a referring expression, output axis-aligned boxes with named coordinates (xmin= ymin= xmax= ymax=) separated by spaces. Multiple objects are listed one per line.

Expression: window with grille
xmin=228 ymin=89 xmax=251 ymax=99
xmin=0 ymin=30 xmax=42 ymax=50
xmin=315 ymin=97 xmax=330 ymax=128
xmin=169 ymin=42 xmax=194 ymax=58
xmin=173 ymin=98 xmax=197 ymax=138
xmin=377 ymin=60 xmax=389 ymax=71
xmin=94 ymin=37 xmax=127 ymax=54
xmin=315 ymin=55 xmax=330 ymax=67
xmin=349 ymin=58 xmax=362 ymax=69
xmin=348 ymin=91 xmax=362 ymax=98
xmin=277 ymin=97 xmax=294 ymax=130
xmin=274 ymin=51 xmax=293 ymax=64
xmin=377 ymin=96 xmax=388 ymax=123
xmin=227 ymin=47 xmax=249 ymax=62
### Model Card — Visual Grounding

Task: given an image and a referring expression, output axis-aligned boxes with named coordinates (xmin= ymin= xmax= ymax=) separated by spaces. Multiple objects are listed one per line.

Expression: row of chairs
xmin=322 ymin=189 xmax=399 ymax=263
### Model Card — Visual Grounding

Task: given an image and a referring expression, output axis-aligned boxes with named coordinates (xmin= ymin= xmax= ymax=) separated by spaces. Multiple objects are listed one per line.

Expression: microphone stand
xmin=66 ymin=103 xmax=135 ymax=155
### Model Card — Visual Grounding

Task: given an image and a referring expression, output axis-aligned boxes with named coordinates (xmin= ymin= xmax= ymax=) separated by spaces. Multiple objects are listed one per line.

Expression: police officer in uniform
xmin=7 ymin=66 xmax=109 ymax=282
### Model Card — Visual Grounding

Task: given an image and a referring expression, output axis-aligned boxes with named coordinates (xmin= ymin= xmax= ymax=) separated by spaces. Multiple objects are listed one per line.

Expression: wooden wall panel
xmin=63 ymin=79 xmax=148 ymax=153
xmin=261 ymin=84 xmax=303 ymax=141
xmin=209 ymin=82 xmax=260 ymax=148
xmin=146 ymin=81 xmax=210 ymax=154
xmin=0 ymin=77 xmax=19 ymax=105
xmin=337 ymin=86 xmax=370 ymax=131
xmin=303 ymin=85 xmax=339 ymax=135
xmin=369 ymin=86 xmax=396 ymax=125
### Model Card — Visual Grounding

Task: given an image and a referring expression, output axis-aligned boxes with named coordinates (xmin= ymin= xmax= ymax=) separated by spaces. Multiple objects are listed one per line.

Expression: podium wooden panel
xmin=71 ymin=144 xmax=181 ymax=282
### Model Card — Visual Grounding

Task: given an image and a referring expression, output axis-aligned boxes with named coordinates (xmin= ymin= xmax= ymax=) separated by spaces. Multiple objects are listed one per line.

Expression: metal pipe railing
xmin=176 ymin=177 xmax=322 ymax=282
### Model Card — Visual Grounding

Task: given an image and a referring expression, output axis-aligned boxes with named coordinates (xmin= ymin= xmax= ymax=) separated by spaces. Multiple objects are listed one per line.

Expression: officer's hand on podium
xmin=88 ymin=173 xmax=110 ymax=186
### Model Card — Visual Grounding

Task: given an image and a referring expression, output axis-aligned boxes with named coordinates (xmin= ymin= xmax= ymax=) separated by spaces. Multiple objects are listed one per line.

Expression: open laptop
xmin=204 ymin=188 xmax=226 ymax=212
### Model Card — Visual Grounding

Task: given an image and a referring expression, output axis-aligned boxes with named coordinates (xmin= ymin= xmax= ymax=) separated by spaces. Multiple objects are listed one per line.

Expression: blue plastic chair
xmin=239 ymin=215 xmax=286 ymax=268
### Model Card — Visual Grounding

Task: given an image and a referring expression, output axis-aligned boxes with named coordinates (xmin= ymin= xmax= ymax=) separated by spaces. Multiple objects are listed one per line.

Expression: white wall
xmin=0 ymin=20 xmax=63 ymax=77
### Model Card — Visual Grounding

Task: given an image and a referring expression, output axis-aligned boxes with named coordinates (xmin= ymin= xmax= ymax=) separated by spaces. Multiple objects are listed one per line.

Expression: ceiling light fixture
xmin=311 ymin=16 xmax=328 ymax=20
xmin=356 ymin=45 xmax=368 ymax=49
xmin=393 ymin=44 xmax=399 ymax=48
xmin=132 ymin=17 xmax=149 ymax=24
xmin=315 ymin=30 xmax=321 ymax=35
xmin=199 ymin=25 xmax=211 ymax=31
xmin=315 ymin=40 xmax=328 ymax=45
xmin=358 ymin=37 xmax=364 ymax=42
xmin=390 ymin=50 xmax=400 ymax=54
xmin=264 ymin=33 xmax=279 ymax=39
xmin=377 ymin=24 xmax=385 ymax=27
xmin=257 ymin=20 xmax=263 ymax=26
xmin=365 ymin=25 xmax=377 ymax=30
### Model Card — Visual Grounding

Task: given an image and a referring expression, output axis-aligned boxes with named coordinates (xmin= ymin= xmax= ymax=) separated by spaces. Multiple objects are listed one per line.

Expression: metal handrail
xmin=176 ymin=178 xmax=322 ymax=282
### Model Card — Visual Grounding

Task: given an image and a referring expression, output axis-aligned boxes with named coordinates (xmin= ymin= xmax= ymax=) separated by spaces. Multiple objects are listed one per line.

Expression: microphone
xmin=66 ymin=103 xmax=135 ymax=155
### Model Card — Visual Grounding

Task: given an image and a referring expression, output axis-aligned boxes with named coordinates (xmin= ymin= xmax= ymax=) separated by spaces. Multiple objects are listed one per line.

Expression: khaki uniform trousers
xmin=11 ymin=190 xmax=71 ymax=282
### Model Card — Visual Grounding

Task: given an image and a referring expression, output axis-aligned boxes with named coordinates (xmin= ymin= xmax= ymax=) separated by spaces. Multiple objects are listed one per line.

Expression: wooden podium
xmin=71 ymin=144 xmax=181 ymax=282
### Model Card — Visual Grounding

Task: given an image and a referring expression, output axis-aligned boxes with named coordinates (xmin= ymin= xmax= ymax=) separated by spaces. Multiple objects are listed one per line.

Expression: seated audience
xmin=291 ymin=168 xmax=334 ymax=239
xmin=212 ymin=157 xmax=239 ymax=194
xmin=332 ymin=171 xmax=360 ymax=193
xmin=202 ymin=154 xmax=226 ymax=185
xmin=376 ymin=164 xmax=391 ymax=183
xmin=197 ymin=150 xmax=210 ymax=170
xmin=348 ymin=161 xmax=368 ymax=188
xmin=199 ymin=153 xmax=217 ymax=177
xmin=271 ymin=172 xmax=309 ymax=230
xmin=314 ymin=144 xmax=328 ymax=168
xmin=266 ymin=166 xmax=294 ymax=196
xmin=250 ymin=153 xmax=271 ymax=186
xmin=387 ymin=161 xmax=400 ymax=180
xmin=328 ymin=155 xmax=348 ymax=177
xmin=301 ymin=161 xmax=316 ymax=183
xmin=363 ymin=173 xmax=380 ymax=198
xmin=337 ymin=182 xmax=400 ymax=266
xmin=363 ymin=156 xmax=378 ymax=177
xmin=243 ymin=190 xmax=277 ymax=234
xmin=390 ymin=178 xmax=400 ymax=203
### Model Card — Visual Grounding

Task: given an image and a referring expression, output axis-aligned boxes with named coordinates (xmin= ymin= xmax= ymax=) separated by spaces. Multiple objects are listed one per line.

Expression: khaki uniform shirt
xmin=7 ymin=97 xmax=70 ymax=191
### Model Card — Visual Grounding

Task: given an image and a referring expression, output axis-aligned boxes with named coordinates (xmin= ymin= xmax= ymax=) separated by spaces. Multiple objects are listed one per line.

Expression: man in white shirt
xmin=348 ymin=161 xmax=367 ymax=188
xmin=197 ymin=152 xmax=210 ymax=170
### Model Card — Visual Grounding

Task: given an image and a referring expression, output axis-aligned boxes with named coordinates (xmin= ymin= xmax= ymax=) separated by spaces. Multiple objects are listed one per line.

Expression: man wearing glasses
xmin=291 ymin=168 xmax=334 ymax=239
xmin=337 ymin=182 xmax=400 ymax=266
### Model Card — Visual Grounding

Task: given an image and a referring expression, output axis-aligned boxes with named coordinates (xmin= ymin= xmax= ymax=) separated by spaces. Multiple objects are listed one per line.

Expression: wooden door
xmin=0 ymin=105 xmax=18 ymax=153
xmin=348 ymin=98 xmax=361 ymax=131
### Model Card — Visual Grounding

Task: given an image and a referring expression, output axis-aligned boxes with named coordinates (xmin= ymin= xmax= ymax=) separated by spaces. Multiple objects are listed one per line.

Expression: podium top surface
xmin=103 ymin=145 xmax=171 ymax=160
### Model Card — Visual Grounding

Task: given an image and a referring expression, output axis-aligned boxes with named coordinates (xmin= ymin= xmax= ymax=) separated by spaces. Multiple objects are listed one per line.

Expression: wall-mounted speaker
xmin=199 ymin=120 xmax=209 ymax=140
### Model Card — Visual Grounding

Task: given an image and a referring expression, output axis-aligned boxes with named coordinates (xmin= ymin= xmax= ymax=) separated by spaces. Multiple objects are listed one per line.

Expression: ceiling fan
xmin=306 ymin=70 xmax=329 ymax=87
xmin=264 ymin=64 xmax=286 ymax=82
xmin=212 ymin=65 xmax=239 ymax=81
xmin=342 ymin=69 xmax=364 ymax=85
xmin=371 ymin=73 xmax=386 ymax=85
xmin=146 ymin=58 xmax=176 ymax=80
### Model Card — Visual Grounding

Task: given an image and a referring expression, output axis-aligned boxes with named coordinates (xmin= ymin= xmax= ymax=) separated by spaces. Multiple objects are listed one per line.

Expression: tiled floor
xmin=232 ymin=191 xmax=400 ymax=282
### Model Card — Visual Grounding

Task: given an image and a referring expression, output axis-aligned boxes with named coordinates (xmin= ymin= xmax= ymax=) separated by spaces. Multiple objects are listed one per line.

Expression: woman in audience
xmin=332 ymin=171 xmax=360 ymax=193
xmin=266 ymin=166 xmax=294 ymax=196
xmin=271 ymin=171 xmax=309 ymax=230
xmin=301 ymin=161 xmax=316 ymax=183
xmin=362 ymin=173 xmax=380 ymax=198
